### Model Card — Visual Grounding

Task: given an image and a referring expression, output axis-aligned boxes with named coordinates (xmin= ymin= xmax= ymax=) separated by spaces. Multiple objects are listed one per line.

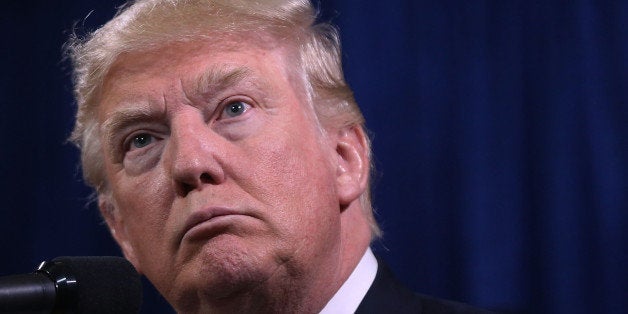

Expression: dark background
xmin=1 ymin=1 xmax=626 ymax=313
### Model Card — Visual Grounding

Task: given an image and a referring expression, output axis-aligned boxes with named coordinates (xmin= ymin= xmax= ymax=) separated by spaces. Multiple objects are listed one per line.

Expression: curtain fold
xmin=1 ymin=1 xmax=626 ymax=313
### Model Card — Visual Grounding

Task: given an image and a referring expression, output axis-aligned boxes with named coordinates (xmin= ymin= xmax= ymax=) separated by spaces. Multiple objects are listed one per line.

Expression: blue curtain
xmin=1 ymin=1 xmax=626 ymax=313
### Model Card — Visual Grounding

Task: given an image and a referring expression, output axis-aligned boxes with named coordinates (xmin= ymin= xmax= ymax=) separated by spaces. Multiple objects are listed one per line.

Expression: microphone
xmin=0 ymin=256 xmax=142 ymax=313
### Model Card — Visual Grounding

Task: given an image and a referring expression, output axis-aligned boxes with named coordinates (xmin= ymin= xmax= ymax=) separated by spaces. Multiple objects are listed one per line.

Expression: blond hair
xmin=67 ymin=0 xmax=380 ymax=236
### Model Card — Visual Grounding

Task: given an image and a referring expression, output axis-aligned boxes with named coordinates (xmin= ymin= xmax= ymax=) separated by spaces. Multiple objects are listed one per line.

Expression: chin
xmin=166 ymin=238 xmax=280 ymax=310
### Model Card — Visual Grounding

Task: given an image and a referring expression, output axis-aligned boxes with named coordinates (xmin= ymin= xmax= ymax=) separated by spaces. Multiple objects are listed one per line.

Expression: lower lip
xmin=182 ymin=215 xmax=242 ymax=242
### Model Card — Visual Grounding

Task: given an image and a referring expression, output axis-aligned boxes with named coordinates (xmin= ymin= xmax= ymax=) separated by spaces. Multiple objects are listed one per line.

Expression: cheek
xmin=113 ymin=169 xmax=173 ymax=243
xmin=246 ymin=128 xmax=339 ymax=228
xmin=258 ymin=140 xmax=343 ymax=260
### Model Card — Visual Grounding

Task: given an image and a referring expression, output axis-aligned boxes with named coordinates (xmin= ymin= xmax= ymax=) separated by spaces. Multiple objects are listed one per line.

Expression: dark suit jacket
xmin=355 ymin=261 xmax=495 ymax=314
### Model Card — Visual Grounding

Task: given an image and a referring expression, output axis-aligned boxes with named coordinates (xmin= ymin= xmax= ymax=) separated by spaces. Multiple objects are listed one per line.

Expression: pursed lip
xmin=180 ymin=207 xmax=244 ymax=242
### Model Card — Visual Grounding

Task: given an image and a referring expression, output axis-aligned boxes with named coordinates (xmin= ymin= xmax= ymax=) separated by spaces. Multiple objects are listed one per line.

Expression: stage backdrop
xmin=1 ymin=1 xmax=626 ymax=313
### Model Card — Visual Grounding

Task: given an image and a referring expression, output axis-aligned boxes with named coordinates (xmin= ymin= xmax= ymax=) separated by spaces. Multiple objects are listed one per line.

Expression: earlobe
xmin=98 ymin=197 xmax=142 ymax=273
xmin=335 ymin=125 xmax=370 ymax=207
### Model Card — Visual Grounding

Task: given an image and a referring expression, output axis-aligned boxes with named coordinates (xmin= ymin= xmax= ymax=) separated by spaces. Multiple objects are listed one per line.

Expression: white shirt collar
xmin=319 ymin=248 xmax=378 ymax=314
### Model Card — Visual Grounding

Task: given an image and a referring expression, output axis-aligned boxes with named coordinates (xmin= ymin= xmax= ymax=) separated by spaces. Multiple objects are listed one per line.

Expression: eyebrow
xmin=101 ymin=105 xmax=163 ymax=155
xmin=193 ymin=66 xmax=253 ymax=96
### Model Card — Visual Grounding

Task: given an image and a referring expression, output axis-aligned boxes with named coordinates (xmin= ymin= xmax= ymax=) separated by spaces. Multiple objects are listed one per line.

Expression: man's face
xmin=97 ymin=37 xmax=346 ymax=310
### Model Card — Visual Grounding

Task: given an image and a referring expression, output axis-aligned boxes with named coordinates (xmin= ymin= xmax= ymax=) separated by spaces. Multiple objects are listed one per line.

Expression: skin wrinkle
xmin=93 ymin=36 xmax=316 ymax=187
xmin=64 ymin=1 xmax=384 ymax=311
xmin=70 ymin=3 xmax=374 ymax=201
xmin=193 ymin=66 xmax=252 ymax=99
xmin=94 ymin=31 xmax=370 ymax=313
xmin=211 ymin=193 xmax=341 ymax=312
xmin=101 ymin=106 xmax=157 ymax=159
xmin=101 ymin=65 xmax=264 ymax=169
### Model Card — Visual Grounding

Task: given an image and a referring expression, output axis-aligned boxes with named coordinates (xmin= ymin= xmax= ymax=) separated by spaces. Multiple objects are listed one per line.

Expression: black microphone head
xmin=47 ymin=256 xmax=142 ymax=314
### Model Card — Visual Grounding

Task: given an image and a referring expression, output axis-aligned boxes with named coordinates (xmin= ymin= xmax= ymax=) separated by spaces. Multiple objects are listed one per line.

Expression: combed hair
xmin=66 ymin=0 xmax=380 ymax=237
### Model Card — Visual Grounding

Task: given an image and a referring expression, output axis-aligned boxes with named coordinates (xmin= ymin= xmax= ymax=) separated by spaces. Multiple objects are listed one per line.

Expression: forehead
xmin=98 ymin=36 xmax=305 ymax=116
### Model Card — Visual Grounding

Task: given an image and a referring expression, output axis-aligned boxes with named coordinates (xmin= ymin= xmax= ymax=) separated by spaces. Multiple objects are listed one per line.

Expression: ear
xmin=334 ymin=125 xmax=370 ymax=207
xmin=98 ymin=196 xmax=142 ymax=273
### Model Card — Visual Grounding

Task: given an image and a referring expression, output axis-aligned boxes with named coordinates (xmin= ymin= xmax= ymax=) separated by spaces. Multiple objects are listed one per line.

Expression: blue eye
xmin=223 ymin=101 xmax=250 ymax=118
xmin=131 ymin=133 xmax=153 ymax=149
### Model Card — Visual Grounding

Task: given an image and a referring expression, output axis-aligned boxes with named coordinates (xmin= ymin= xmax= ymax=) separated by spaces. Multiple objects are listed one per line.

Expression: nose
xmin=168 ymin=113 xmax=225 ymax=196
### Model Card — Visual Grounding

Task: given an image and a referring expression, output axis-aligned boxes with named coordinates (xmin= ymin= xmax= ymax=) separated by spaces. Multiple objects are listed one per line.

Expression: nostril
xmin=180 ymin=182 xmax=195 ymax=196
xmin=200 ymin=172 xmax=213 ymax=183
xmin=176 ymin=172 xmax=217 ymax=197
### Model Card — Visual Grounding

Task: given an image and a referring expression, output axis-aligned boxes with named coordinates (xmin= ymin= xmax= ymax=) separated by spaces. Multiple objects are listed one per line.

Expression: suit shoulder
xmin=356 ymin=259 xmax=497 ymax=314
xmin=417 ymin=293 xmax=498 ymax=314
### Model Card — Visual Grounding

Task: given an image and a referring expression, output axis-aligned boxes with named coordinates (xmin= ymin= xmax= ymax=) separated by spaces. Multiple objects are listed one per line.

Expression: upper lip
xmin=180 ymin=207 xmax=241 ymax=242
